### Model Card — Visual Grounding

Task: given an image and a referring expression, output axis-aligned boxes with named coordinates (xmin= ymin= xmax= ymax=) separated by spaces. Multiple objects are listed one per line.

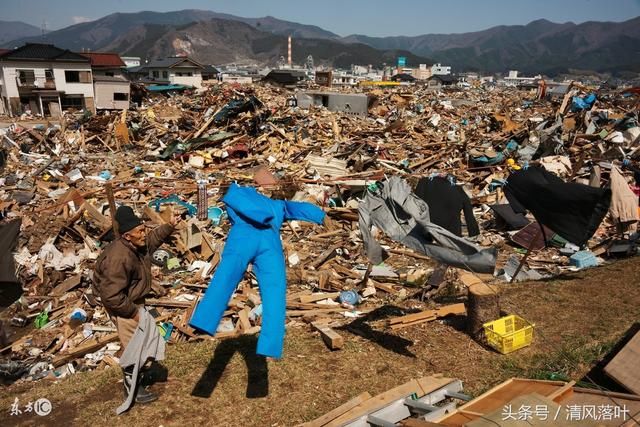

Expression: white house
xmin=142 ymin=57 xmax=204 ymax=88
xmin=81 ymin=52 xmax=130 ymax=110
xmin=121 ymin=56 xmax=141 ymax=68
xmin=503 ymin=70 xmax=542 ymax=87
xmin=0 ymin=43 xmax=95 ymax=117
xmin=431 ymin=63 xmax=452 ymax=76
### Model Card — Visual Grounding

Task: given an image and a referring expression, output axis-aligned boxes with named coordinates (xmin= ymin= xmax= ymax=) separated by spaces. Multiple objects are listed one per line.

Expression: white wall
xmin=122 ymin=57 xmax=140 ymax=68
xmin=431 ymin=63 xmax=451 ymax=75
xmin=94 ymin=81 xmax=130 ymax=110
xmin=53 ymin=65 xmax=93 ymax=97
xmin=221 ymin=75 xmax=252 ymax=84
xmin=0 ymin=69 xmax=7 ymax=98
xmin=0 ymin=61 xmax=93 ymax=98
xmin=170 ymin=71 xmax=202 ymax=88
xmin=93 ymin=69 xmax=125 ymax=78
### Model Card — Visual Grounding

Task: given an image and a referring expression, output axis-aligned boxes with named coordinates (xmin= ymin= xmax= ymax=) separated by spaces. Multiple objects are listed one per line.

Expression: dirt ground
xmin=1 ymin=257 xmax=639 ymax=427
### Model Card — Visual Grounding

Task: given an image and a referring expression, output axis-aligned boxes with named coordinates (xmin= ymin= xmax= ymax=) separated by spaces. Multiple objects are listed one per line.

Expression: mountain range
xmin=0 ymin=21 xmax=42 ymax=46
xmin=3 ymin=10 xmax=640 ymax=75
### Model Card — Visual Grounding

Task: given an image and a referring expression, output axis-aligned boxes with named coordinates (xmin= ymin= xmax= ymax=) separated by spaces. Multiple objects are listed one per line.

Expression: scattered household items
xmin=0 ymin=76 xmax=638 ymax=385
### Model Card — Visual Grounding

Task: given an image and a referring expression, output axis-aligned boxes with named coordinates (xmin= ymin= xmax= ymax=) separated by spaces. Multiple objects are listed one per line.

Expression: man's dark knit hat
xmin=115 ymin=205 xmax=143 ymax=234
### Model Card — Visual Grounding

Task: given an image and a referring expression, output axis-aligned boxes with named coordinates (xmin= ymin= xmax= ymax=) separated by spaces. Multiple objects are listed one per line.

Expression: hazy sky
xmin=3 ymin=0 xmax=640 ymax=36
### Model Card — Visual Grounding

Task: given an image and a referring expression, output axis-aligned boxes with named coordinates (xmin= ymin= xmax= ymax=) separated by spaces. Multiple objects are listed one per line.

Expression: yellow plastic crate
xmin=483 ymin=315 xmax=534 ymax=354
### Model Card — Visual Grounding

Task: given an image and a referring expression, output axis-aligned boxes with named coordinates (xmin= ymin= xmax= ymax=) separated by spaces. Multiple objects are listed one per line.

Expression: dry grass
xmin=2 ymin=257 xmax=640 ymax=427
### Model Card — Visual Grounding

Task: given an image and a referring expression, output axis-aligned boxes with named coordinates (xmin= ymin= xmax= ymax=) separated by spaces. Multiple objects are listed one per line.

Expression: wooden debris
xmin=388 ymin=303 xmax=466 ymax=330
xmin=311 ymin=321 xmax=344 ymax=350
xmin=301 ymin=392 xmax=372 ymax=427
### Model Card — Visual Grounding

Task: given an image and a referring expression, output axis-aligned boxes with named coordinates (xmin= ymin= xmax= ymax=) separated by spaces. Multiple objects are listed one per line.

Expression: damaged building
xmin=0 ymin=43 xmax=96 ymax=116
xmin=295 ymin=90 xmax=369 ymax=116
xmin=81 ymin=52 xmax=130 ymax=111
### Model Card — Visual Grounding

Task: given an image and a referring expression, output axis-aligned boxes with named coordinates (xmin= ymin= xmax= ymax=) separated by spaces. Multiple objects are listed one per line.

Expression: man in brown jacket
xmin=93 ymin=205 xmax=176 ymax=404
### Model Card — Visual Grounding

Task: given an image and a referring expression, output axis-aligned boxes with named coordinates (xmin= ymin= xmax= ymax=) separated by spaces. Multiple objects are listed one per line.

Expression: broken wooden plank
xmin=326 ymin=379 xmax=424 ymax=427
xmin=82 ymin=201 xmax=111 ymax=230
xmin=302 ymin=392 xmax=372 ymax=427
xmin=143 ymin=205 xmax=168 ymax=225
xmin=388 ymin=303 xmax=466 ymax=330
xmin=53 ymin=332 xmax=119 ymax=367
xmin=238 ymin=307 xmax=252 ymax=332
xmin=51 ymin=273 xmax=82 ymax=296
xmin=145 ymin=298 xmax=193 ymax=308
xmin=311 ymin=321 xmax=344 ymax=350
xmin=287 ymin=308 xmax=348 ymax=317
xmin=604 ymin=330 xmax=640 ymax=394
xmin=310 ymin=245 xmax=341 ymax=270
xmin=300 ymin=292 xmax=340 ymax=304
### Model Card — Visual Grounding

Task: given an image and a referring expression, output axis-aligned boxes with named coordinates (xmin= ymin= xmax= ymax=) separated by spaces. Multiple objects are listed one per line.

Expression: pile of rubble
xmin=0 ymin=80 xmax=638 ymax=383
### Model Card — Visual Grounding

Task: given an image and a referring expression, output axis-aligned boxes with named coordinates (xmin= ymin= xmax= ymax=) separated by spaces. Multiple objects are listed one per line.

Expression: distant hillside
xmin=100 ymin=18 xmax=429 ymax=67
xmin=2 ymin=9 xmax=339 ymax=51
xmin=3 ymin=10 xmax=638 ymax=74
xmin=0 ymin=21 xmax=42 ymax=46
xmin=343 ymin=18 xmax=640 ymax=74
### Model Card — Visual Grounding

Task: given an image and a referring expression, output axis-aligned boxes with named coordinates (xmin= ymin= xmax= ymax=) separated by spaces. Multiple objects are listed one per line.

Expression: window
xmin=105 ymin=72 xmax=114 ymax=77
xmin=113 ymin=92 xmax=129 ymax=101
xmin=65 ymin=71 xmax=80 ymax=82
xmin=60 ymin=95 xmax=85 ymax=110
xmin=17 ymin=69 xmax=35 ymax=85
xmin=152 ymin=71 xmax=159 ymax=78
xmin=186 ymin=72 xmax=193 ymax=77
xmin=162 ymin=71 xmax=168 ymax=79
xmin=65 ymin=70 xmax=91 ymax=83
xmin=44 ymin=69 xmax=54 ymax=82
xmin=176 ymin=72 xmax=183 ymax=77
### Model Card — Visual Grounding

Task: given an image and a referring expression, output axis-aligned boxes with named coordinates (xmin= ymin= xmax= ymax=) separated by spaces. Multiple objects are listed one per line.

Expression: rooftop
xmin=0 ymin=43 xmax=89 ymax=63
xmin=92 ymin=75 xmax=130 ymax=83
xmin=144 ymin=57 xmax=204 ymax=69
xmin=80 ymin=52 xmax=125 ymax=68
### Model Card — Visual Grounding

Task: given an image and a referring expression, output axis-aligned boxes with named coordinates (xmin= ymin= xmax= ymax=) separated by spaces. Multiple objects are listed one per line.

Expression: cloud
xmin=71 ymin=16 xmax=93 ymax=24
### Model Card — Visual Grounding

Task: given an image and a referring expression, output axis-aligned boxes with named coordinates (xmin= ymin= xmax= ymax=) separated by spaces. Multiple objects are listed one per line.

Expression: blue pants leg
xmin=189 ymin=234 xmax=255 ymax=335
xmin=253 ymin=242 xmax=287 ymax=358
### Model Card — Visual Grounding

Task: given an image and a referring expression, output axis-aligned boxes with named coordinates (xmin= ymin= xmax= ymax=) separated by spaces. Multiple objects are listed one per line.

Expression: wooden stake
xmin=105 ymin=183 xmax=119 ymax=239
xmin=510 ymin=224 xmax=543 ymax=283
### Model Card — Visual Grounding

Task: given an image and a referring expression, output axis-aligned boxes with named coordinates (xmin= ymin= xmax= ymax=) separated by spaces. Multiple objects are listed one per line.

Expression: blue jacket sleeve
xmin=283 ymin=200 xmax=325 ymax=224
xmin=223 ymin=183 xmax=274 ymax=226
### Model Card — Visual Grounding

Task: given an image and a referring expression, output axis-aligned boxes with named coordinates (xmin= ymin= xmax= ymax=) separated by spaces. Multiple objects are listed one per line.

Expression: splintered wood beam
xmin=311 ymin=321 xmax=344 ymax=350
xmin=53 ymin=332 xmax=119 ymax=367
xmin=388 ymin=303 xmax=466 ymax=330
xmin=105 ymin=183 xmax=119 ymax=238
xmin=302 ymin=392 xmax=372 ymax=427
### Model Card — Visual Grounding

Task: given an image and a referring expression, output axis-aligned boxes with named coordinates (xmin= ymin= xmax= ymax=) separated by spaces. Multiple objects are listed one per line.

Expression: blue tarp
xmin=147 ymin=84 xmax=191 ymax=92
xmin=571 ymin=93 xmax=597 ymax=112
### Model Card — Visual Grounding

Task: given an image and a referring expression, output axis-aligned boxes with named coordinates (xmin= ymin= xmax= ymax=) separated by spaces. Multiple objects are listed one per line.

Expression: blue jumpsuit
xmin=189 ymin=183 xmax=325 ymax=358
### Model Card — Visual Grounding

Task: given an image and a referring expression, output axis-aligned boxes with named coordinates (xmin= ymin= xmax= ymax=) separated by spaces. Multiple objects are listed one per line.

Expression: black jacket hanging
xmin=504 ymin=166 xmax=611 ymax=247
xmin=415 ymin=176 xmax=480 ymax=237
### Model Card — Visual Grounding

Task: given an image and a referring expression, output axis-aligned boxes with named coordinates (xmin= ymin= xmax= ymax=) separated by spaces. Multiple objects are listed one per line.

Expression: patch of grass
xmin=498 ymin=338 xmax=616 ymax=382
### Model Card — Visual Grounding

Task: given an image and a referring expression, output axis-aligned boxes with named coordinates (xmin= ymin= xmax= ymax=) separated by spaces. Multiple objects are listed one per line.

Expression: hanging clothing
xmin=358 ymin=176 xmax=497 ymax=274
xmin=414 ymin=176 xmax=479 ymax=237
xmin=0 ymin=219 xmax=22 ymax=310
xmin=117 ymin=308 xmax=165 ymax=415
xmin=609 ymin=166 xmax=639 ymax=224
xmin=504 ymin=166 xmax=611 ymax=247
xmin=489 ymin=204 xmax=530 ymax=231
xmin=189 ymin=183 xmax=325 ymax=359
